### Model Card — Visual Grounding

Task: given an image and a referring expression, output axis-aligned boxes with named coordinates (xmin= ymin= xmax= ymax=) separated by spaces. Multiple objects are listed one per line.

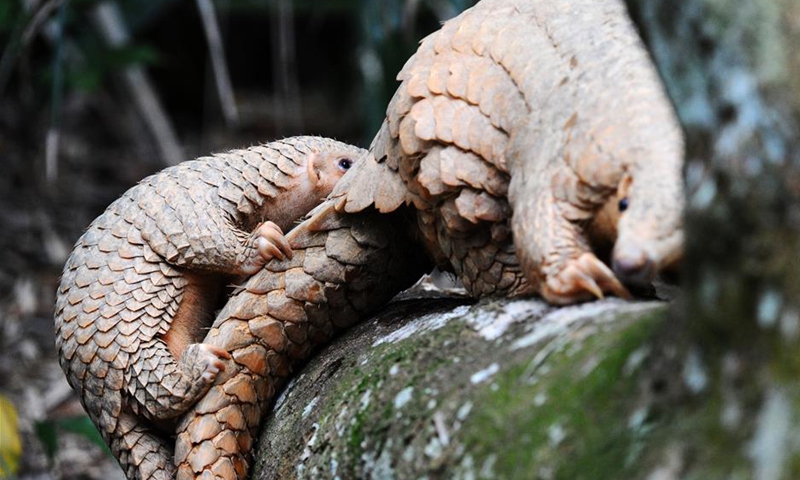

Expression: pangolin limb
xmin=54 ymin=137 xmax=364 ymax=480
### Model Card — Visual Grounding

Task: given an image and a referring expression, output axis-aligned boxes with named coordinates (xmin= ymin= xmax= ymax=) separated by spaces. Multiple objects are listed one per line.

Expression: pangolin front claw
xmin=185 ymin=343 xmax=231 ymax=383
xmin=542 ymin=252 xmax=631 ymax=305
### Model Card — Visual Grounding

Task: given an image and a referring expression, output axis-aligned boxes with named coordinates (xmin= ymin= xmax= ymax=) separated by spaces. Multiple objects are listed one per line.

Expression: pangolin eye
xmin=337 ymin=158 xmax=353 ymax=171
xmin=618 ymin=198 xmax=629 ymax=212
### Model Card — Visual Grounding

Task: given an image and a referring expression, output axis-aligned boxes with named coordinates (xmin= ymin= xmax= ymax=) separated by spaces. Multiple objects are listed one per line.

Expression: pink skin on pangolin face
xmin=307 ymin=152 xmax=355 ymax=194
xmin=612 ymin=169 xmax=684 ymax=286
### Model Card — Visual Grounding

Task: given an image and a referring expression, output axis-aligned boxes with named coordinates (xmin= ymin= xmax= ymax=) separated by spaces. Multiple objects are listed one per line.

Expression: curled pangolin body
xmin=99 ymin=0 xmax=684 ymax=478
xmin=54 ymin=137 xmax=365 ymax=480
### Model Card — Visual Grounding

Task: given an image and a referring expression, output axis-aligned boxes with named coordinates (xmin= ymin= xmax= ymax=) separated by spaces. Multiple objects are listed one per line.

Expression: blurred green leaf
xmin=0 ymin=2 xmax=19 ymax=33
xmin=0 ymin=395 xmax=22 ymax=477
xmin=108 ymin=44 xmax=161 ymax=68
xmin=52 ymin=43 xmax=161 ymax=93
xmin=56 ymin=416 xmax=110 ymax=454
xmin=34 ymin=421 xmax=58 ymax=463
xmin=68 ymin=67 xmax=103 ymax=92
xmin=34 ymin=415 xmax=112 ymax=465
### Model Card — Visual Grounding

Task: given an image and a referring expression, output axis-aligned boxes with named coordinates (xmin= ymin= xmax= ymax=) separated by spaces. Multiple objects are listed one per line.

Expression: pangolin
xmin=336 ymin=0 xmax=684 ymax=303
xmin=53 ymin=136 xmax=364 ymax=480
xmin=174 ymin=0 xmax=684 ymax=478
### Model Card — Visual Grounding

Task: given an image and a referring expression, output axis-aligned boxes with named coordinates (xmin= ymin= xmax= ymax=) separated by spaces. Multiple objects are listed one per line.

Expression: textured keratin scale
xmin=54 ymin=137 xmax=365 ymax=480
xmin=174 ymin=206 xmax=429 ymax=479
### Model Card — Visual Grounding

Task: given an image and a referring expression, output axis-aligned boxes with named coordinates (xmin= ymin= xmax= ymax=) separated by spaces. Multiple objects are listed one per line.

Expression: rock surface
xmin=252 ymin=295 xmax=669 ymax=479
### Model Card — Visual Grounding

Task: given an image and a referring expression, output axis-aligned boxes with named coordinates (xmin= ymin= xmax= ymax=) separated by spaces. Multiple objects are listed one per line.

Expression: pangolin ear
xmin=306 ymin=153 xmax=324 ymax=186
xmin=618 ymin=172 xmax=633 ymax=199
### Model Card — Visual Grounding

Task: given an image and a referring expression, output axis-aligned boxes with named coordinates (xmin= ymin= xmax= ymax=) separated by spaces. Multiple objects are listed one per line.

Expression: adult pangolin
xmin=336 ymin=0 xmax=684 ymax=303
xmin=175 ymin=0 xmax=684 ymax=478
xmin=53 ymin=137 xmax=363 ymax=480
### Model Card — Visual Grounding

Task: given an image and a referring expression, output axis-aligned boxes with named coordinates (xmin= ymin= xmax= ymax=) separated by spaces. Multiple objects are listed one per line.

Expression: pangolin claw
xmin=575 ymin=272 xmax=604 ymax=300
xmin=543 ymin=253 xmax=631 ymax=304
xmin=190 ymin=344 xmax=232 ymax=384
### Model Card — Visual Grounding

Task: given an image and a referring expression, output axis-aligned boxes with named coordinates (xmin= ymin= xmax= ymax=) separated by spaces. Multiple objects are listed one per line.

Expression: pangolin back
xmin=174 ymin=203 xmax=430 ymax=479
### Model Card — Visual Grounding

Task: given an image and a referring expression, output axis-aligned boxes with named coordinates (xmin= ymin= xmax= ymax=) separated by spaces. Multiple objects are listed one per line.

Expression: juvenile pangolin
xmin=335 ymin=0 xmax=684 ymax=303
xmin=53 ymin=136 xmax=364 ymax=480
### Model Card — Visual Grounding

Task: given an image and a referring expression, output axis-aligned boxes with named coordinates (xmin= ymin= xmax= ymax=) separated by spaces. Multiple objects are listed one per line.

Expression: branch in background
xmin=271 ymin=0 xmax=303 ymax=135
xmin=401 ymin=0 xmax=421 ymax=41
xmin=10 ymin=1 xmax=160 ymax=181
xmin=0 ymin=0 xmax=65 ymax=97
xmin=91 ymin=1 xmax=183 ymax=166
xmin=195 ymin=0 xmax=239 ymax=128
xmin=428 ymin=0 xmax=461 ymax=21
xmin=45 ymin=0 xmax=68 ymax=184
xmin=21 ymin=0 xmax=63 ymax=46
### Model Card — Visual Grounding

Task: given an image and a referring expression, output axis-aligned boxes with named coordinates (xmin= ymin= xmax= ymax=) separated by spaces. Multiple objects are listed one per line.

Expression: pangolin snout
xmin=612 ymin=246 xmax=655 ymax=286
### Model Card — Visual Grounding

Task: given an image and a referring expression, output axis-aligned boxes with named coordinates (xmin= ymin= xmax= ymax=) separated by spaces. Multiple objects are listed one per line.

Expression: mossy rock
xmin=250 ymin=296 xmax=684 ymax=479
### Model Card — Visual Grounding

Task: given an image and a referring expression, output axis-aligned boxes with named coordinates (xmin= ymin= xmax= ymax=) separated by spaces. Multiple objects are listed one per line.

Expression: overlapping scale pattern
xmin=174 ymin=206 xmax=429 ymax=480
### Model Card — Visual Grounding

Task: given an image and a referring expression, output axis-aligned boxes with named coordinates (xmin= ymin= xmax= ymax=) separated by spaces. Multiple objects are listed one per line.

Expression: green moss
xmin=454 ymin=304 xmax=790 ymax=479
xmin=468 ymin=312 xmax=800 ymax=479
xmin=460 ymin=311 xmax=665 ymax=479
xmin=347 ymin=408 xmax=366 ymax=453
xmin=310 ymin=320 xmax=464 ymax=470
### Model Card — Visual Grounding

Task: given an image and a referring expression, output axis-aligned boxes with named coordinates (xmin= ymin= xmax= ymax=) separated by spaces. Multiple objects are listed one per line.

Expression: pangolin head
xmin=611 ymin=150 xmax=685 ymax=286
